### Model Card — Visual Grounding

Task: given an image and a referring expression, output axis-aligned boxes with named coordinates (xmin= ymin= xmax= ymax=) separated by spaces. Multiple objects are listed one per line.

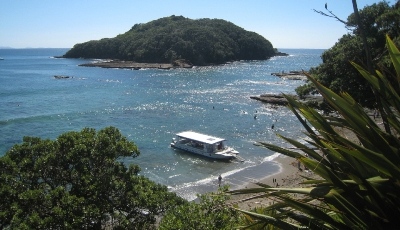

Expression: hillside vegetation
xmin=63 ymin=15 xmax=276 ymax=66
xmin=296 ymin=1 xmax=400 ymax=108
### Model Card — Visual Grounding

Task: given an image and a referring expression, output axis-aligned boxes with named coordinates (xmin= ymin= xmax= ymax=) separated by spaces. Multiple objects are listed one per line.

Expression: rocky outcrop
xmin=250 ymin=94 xmax=324 ymax=107
xmin=54 ymin=75 xmax=72 ymax=79
xmin=79 ymin=60 xmax=193 ymax=70
xmin=271 ymin=71 xmax=307 ymax=80
xmin=274 ymin=51 xmax=289 ymax=56
xmin=250 ymin=94 xmax=293 ymax=105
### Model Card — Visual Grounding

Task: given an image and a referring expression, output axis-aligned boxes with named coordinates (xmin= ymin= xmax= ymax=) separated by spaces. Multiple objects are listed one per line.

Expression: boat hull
xmin=171 ymin=142 xmax=236 ymax=160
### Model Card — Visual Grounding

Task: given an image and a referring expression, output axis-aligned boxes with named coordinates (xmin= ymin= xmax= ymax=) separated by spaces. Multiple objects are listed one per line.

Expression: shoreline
xmin=227 ymin=154 xmax=311 ymax=210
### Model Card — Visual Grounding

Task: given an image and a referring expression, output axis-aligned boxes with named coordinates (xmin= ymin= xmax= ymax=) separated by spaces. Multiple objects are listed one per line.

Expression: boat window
xmin=206 ymin=144 xmax=213 ymax=153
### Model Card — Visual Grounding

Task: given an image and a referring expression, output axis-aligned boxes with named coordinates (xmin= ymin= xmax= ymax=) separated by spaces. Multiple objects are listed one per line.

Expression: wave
xmin=262 ymin=152 xmax=281 ymax=162
xmin=0 ymin=113 xmax=62 ymax=126
xmin=168 ymin=152 xmax=283 ymax=200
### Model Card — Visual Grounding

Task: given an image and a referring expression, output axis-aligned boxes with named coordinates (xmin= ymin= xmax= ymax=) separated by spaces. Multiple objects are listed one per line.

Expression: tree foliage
xmin=159 ymin=186 xmax=239 ymax=230
xmin=63 ymin=15 xmax=275 ymax=65
xmin=0 ymin=127 xmax=185 ymax=229
xmin=230 ymin=35 xmax=400 ymax=229
xmin=296 ymin=1 xmax=400 ymax=107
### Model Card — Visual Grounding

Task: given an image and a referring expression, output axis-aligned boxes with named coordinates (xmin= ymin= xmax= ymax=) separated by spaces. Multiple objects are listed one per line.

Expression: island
xmin=62 ymin=15 xmax=285 ymax=67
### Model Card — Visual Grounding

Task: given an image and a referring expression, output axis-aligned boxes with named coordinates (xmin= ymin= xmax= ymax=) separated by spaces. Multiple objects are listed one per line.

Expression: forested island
xmin=62 ymin=15 xmax=281 ymax=66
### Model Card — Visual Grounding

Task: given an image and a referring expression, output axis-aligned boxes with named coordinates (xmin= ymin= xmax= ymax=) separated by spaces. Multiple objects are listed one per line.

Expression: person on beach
xmin=304 ymin=154 xmax=309 ymax=170
xmin=218 ymin=175 xmax=222 ymax=187
xmin=297 ymin=159 xmax=302 ymax=171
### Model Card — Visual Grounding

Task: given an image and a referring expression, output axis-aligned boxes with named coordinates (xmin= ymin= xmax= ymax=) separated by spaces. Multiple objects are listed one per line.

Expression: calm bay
xmin=0 ymin=48 xmax=323 ymax=200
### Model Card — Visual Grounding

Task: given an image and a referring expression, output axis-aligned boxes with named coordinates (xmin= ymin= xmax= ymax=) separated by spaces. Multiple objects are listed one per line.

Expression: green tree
xmin=296 ymin=1 xmax=400 ymax=107
xmin=159 ymin=186 xmax=239 ymax=230
xmin=0 ymin=127 xmax=185 ymax=229
xmin=230 ymin=35 xmax=400 ymax=229
xmin=63 ymin=15 xmax=276 ymax=66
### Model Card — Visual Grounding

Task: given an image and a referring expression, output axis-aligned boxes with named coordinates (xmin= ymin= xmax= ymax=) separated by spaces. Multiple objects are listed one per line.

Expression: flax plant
xmin=230 ymin=35 xmax=400 ymax=229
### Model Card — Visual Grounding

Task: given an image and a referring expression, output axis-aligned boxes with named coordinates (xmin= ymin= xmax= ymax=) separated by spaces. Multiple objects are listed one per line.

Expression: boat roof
xmin=176 ymin=131 xmax=225 ymax=145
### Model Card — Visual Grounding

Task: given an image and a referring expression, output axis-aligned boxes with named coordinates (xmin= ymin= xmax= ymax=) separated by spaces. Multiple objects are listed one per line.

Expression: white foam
xmin=169 ymin=177 xmax=213 ymax=195
xmin=262 ymin=152 xmax=281 ymax=162
xmin=168 ymin=174 xmax=181 ymax=179
xmin=170 ymin=153 xmax=280 ymax=196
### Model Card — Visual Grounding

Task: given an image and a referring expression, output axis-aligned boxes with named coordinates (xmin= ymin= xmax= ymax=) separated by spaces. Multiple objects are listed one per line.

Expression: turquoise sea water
xmin=0 ymin=48 xmax=324 ymax=200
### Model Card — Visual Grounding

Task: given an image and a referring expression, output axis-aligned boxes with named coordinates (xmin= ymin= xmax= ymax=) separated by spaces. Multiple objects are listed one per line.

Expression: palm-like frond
xmin=230 ymin=35 xmax=400 ymax=229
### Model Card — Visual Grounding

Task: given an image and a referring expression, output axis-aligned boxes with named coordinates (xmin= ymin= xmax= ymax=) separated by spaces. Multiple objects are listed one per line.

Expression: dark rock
xmin=54 ymin=75 xmax=71 ymax=79
xmin=250 ymin=94 xmax=294 ymax=105
xmin=250 ymin=93 xmax=324 ymax=107
xmin=274 ymin=51 xmax=289 ymax=56
xmin=79 ymin=60 xmax=193 ymax=69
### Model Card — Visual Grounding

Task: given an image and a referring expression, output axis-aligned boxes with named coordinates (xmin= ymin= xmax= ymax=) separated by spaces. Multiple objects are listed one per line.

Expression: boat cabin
xmin=174 ymin=131 xmax=227 ymax=153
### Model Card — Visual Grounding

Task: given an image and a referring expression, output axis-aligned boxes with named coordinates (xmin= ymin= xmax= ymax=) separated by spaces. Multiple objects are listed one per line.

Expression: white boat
xmin=171 ymin=131 xmax=239 ymax=160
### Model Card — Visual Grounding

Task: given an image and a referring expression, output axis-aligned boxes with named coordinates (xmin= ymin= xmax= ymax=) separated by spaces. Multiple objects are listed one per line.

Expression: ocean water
xmin=0 ymin=48 xmax=323 ymax=200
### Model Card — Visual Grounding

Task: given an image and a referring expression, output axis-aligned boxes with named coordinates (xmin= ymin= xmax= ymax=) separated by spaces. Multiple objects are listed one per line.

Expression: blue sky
xmin=0 ymin=0 xmax=383 ymax=49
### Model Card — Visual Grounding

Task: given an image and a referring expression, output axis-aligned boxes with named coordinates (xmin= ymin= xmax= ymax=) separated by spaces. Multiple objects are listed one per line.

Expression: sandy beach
xmin=227 ymin=154 xmax=314 ymax=210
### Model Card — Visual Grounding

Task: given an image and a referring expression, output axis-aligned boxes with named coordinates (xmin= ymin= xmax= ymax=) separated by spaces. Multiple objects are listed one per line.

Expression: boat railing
xmin=183 ymin=141 xmax=203 ymax=150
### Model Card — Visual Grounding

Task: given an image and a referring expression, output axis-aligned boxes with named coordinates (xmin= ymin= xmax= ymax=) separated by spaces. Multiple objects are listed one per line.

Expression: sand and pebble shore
xmin=226 ymin=154 xmax=315 ymax=210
